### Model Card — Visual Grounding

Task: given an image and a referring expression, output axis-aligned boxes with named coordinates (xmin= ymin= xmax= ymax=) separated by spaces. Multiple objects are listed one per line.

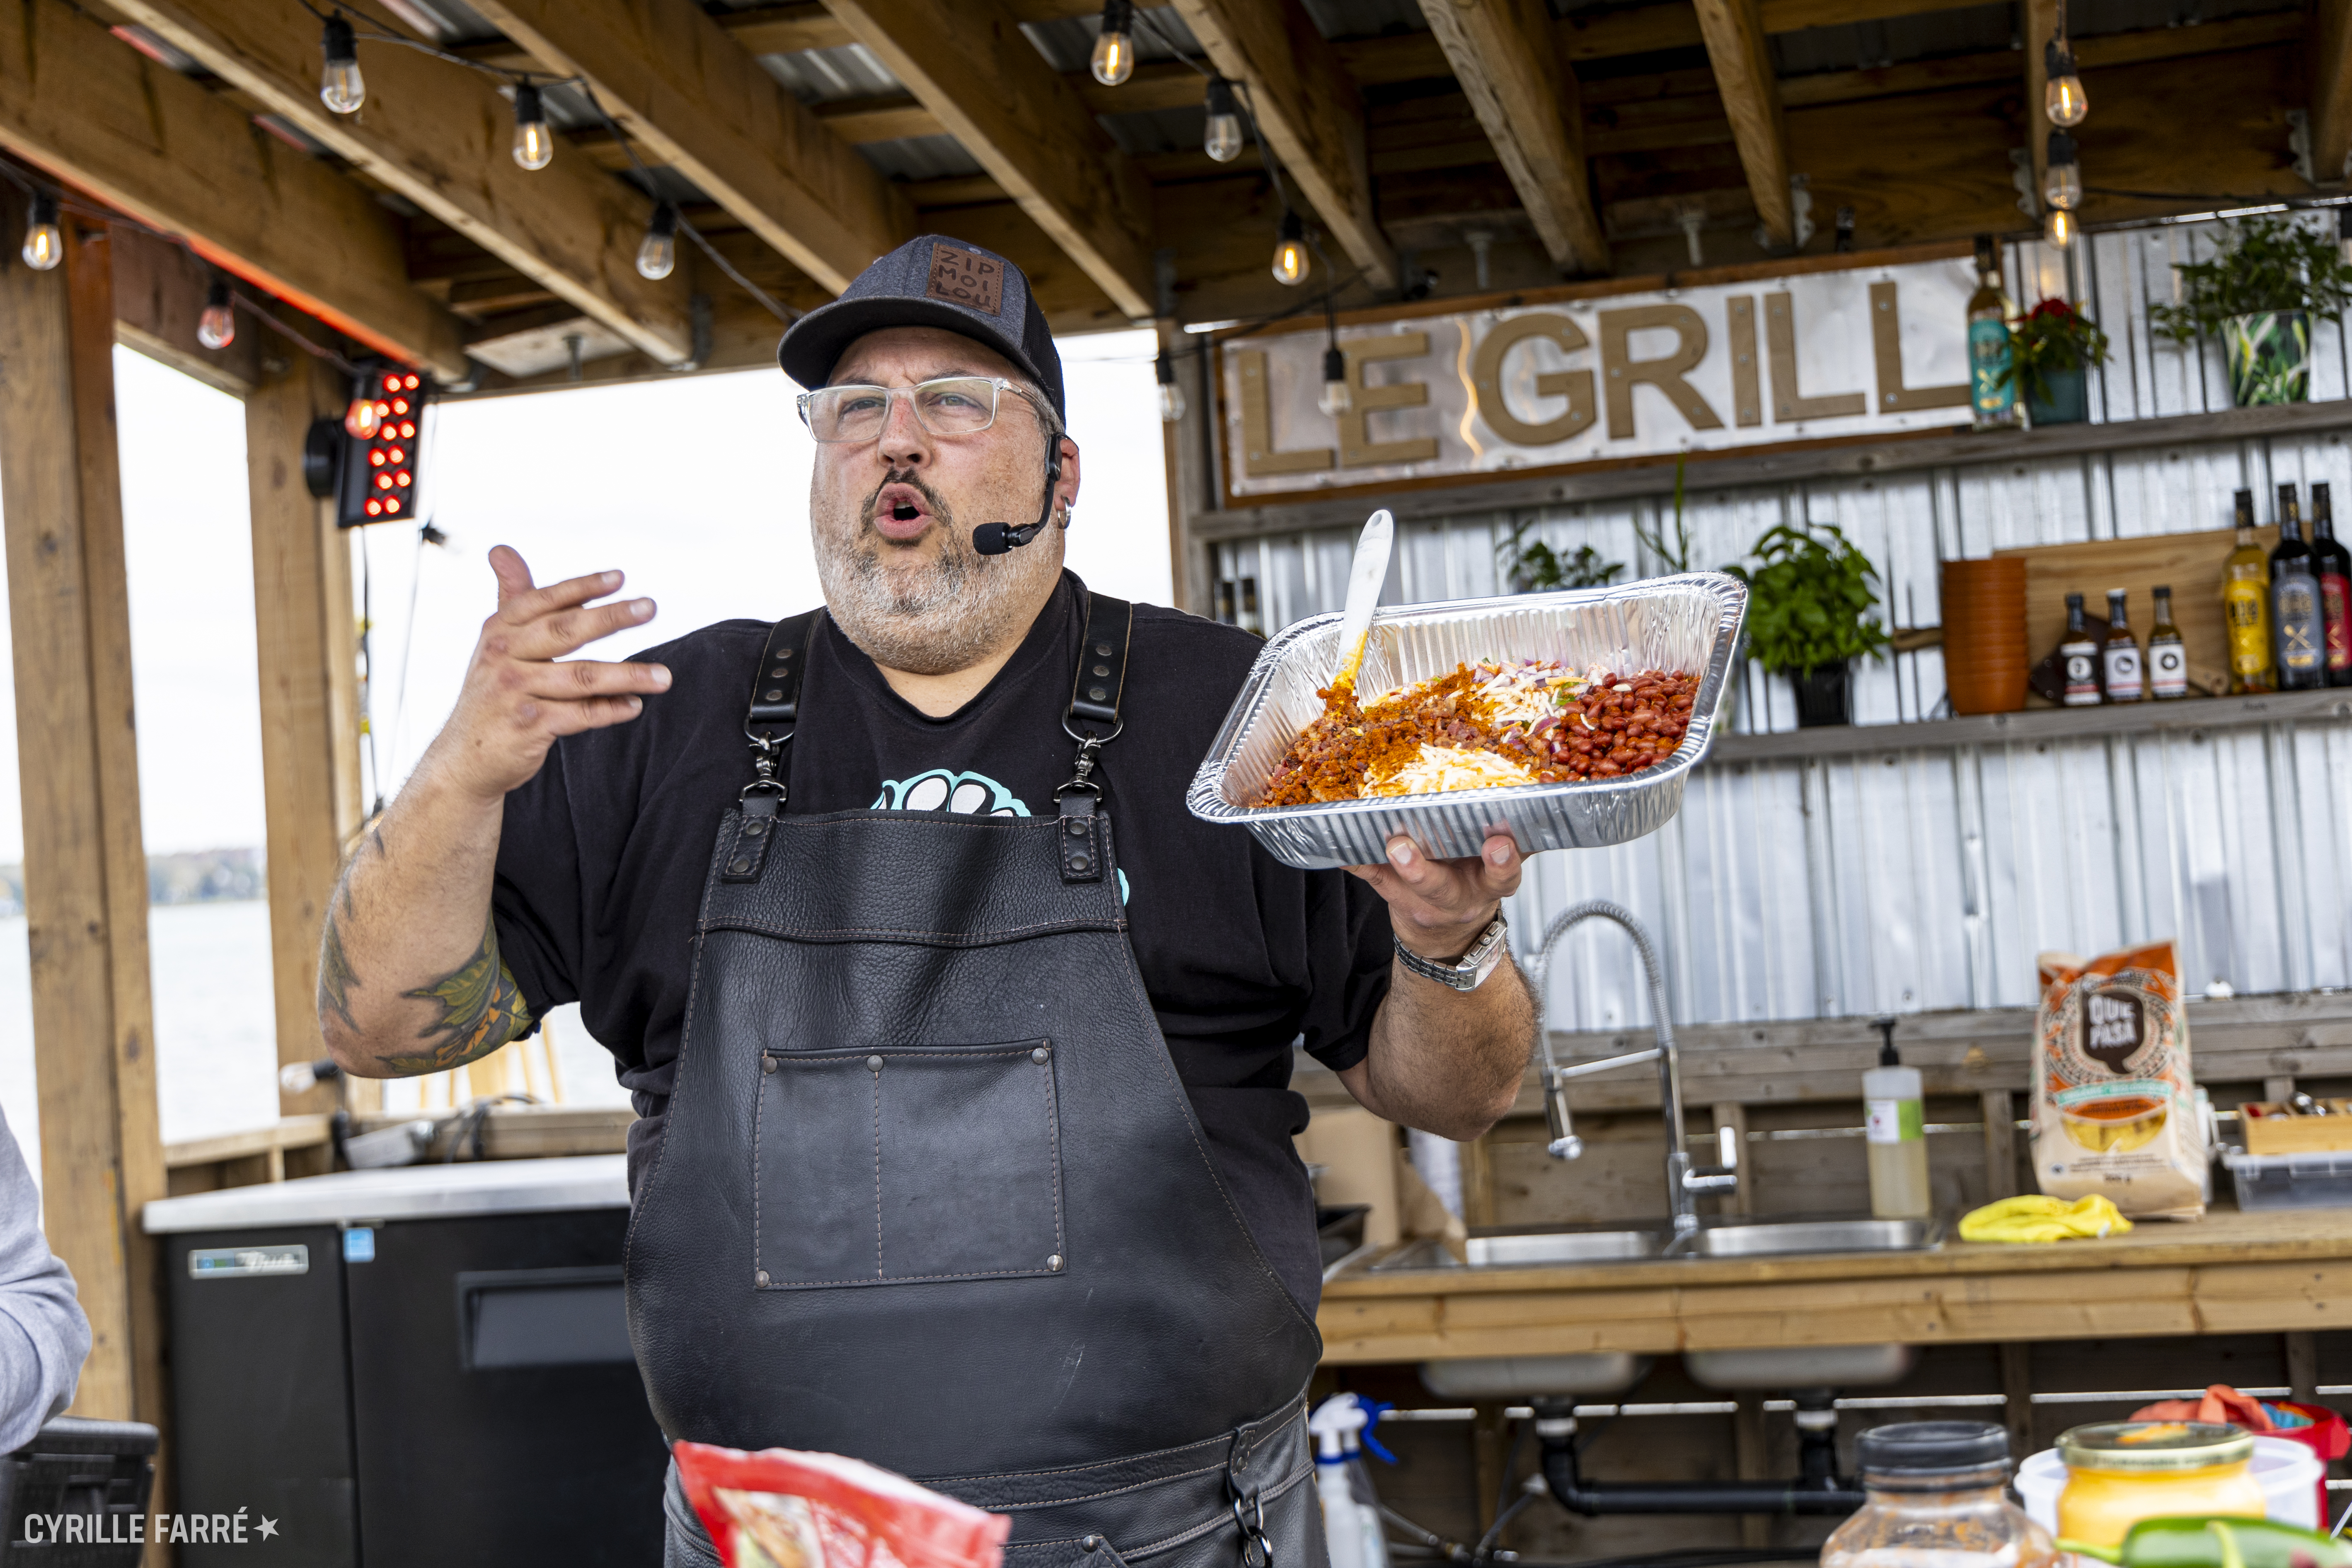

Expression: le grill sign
xmin=1217 ymin=254 xmax=1979 ymax=504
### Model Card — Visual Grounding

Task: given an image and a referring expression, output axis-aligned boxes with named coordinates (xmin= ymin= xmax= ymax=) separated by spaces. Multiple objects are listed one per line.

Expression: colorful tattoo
xmin=382 ymin=915 xmax=535 ymax=1075
xmin=317 ymin=886 xmax=361 ymax=1038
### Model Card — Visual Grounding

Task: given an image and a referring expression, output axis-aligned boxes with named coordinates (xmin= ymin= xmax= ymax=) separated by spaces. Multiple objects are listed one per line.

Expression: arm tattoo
xmin=317 ymin=885 xmax=361 ymax=1038
xmin=382 ymin=914 xmax=535 ymax=1075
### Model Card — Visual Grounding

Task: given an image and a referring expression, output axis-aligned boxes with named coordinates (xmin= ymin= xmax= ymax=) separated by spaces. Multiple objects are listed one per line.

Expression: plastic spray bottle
xmin=1310 ymin=1396 xmax=1369 ymax=1568
xmin=1865 ymin=1015 xmax=1930 ymax=1219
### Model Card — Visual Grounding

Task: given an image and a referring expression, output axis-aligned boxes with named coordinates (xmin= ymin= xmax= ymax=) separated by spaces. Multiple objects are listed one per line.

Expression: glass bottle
xmin=2271 ymin=482 xmax=2327 ymax=690
xmin=2101 ymin=589 xmax=2143 ymax=702
xmin=2060 ymin=593 xmax=2102 ymax=706
xmin=2223 ymin=488 xmax=2275 ymax=694
xmin=1967 ymin=238 xmax=2020 ymax=432
xmin=1821 ymin=1422 xmax=2055 ymax=1568
xmin=2147 ymin=586 xmax=2188 ymax=699
xmin=2310 ymin=482 xmax=2352 ymax=685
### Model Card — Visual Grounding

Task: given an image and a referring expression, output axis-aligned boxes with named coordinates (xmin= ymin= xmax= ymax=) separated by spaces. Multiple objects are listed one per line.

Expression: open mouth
xmin=873 ymin=482 xmax=935 ymax=539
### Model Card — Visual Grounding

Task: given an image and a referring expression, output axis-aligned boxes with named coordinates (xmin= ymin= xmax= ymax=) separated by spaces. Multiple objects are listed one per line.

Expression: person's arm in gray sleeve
xmin=0 ymin=1099 xmax=90 ymax=1454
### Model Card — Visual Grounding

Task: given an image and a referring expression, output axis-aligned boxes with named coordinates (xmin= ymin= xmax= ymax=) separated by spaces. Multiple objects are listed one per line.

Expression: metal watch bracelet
xmin=1393 ymin=913 xmax=1510 ymax=992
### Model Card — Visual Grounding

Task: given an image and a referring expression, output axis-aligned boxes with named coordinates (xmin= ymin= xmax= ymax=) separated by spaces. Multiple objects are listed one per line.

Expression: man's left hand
xmin=1347 ymin=832 xmax=1522 ymax=963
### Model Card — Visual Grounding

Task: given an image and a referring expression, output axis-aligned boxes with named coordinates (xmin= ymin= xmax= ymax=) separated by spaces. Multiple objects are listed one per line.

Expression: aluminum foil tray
xmin=1186 ymin=573 xmax=1748 ymax=869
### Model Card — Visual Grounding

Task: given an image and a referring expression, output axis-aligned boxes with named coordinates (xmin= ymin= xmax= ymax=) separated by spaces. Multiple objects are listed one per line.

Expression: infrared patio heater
xmin=305 ymin=363 xmax=429 ymax=528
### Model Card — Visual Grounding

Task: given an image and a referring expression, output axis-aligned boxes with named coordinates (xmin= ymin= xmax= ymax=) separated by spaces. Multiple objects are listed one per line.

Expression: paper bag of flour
xmin=2031 ymin=941 xmax=2207 ymax=1220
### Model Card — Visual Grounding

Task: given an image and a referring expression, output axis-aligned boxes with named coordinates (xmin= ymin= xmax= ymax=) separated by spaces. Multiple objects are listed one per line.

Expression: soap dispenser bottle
xmin=1864 ymin=1016 xmax=1930 ymax=1219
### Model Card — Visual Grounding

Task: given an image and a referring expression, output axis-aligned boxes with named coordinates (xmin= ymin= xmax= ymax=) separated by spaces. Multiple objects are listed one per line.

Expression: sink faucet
xmin=1530 ymin=900 xmax=1739 ymax=1237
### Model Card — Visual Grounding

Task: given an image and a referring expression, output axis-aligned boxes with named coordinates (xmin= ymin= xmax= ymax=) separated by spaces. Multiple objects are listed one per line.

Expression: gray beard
xmin=817 ymin=474 xmax=1060 ymax=678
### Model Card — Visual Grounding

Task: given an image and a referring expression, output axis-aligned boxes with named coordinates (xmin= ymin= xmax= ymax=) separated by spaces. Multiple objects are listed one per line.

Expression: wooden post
xmin=0 ymin=212 xmax=171 ymax=1538
xmin=1470 ymin=1403 xmax=1507 ymax=1532
xmin=1980 ymin=1089 xmax=2017 ymax=1200
xmin=245 ymin=348 xmax=372 ymax=1120
xmin=2023 ymin=0 xmax=2059 ymax=216
xmin=2285 ymin=1331 xmax=2320 ymax=1405
xmin=1731 ymin=1397 xmax=1770 ymax=1549
xmin=1459 ymin=1132 xmax=1498 ymax=1229
xmin=2000 ymin=1342 xmax=2035 ymax=1457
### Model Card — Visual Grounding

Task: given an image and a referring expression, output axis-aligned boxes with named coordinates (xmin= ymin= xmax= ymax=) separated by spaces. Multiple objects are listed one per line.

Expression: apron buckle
xmin=1228 ymin=1490 xmax=1273 ymax=1568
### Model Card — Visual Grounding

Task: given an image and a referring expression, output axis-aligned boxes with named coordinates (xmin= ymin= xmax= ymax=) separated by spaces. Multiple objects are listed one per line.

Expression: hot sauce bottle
xmin=2061 ymin=593 xmax=2102 ymax=706
xmin=2223 ymin=489 xmax=2274 ymax=694
xmin=2101 ymin=590 xmax=2143 ymax=702
xmin=2147 ymin=586 xmax=2188 ymax=699
xmin=2311 ymin=482 xmax=2352 ymax=685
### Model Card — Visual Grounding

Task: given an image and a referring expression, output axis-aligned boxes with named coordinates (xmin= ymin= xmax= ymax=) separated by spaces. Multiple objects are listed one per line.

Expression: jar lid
xmin=2058 ymin=1422 xmax=2255 ymax=1471
xmin=1856 ymin=1421 xmax=2011 ymax=1474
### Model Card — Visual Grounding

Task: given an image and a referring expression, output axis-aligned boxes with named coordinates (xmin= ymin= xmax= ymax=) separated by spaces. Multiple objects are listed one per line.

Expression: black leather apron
xmin=626 ymin=591 xmax=1327 ymax=1568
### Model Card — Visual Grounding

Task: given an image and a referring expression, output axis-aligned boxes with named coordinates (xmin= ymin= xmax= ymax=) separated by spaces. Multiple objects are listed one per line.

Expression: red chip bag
xmin=673 ymin=1441 xmax=1011 ymax=1568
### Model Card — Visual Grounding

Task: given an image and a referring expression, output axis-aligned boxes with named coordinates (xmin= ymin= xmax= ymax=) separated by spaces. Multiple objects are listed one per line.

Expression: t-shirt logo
xmin=872 ymin=768 xmax=1028 ymax=817
xmin=926 ymin=243 xmax=1003 ymax=315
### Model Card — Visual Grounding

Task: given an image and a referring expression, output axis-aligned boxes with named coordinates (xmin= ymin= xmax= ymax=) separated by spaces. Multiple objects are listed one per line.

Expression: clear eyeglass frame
xmin=796 ymin=375 xmax=1043 ymax=444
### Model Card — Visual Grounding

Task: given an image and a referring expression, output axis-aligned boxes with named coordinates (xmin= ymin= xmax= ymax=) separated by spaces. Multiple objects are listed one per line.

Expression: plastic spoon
xmin=1330 ymin=508 xmax=1394 ymax=699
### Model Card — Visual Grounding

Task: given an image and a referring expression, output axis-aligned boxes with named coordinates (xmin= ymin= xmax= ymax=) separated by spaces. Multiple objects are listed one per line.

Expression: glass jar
xmin=1822 ymin=1421 xmax=2058 ymax=1568
xmin=2057 ymin=1422 xmax=2265 ymax=1551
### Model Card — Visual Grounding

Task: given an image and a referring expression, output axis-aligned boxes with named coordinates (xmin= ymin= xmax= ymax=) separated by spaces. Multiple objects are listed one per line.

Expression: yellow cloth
xmin=1959 ymin=1193 xmax=2134 ymax=1243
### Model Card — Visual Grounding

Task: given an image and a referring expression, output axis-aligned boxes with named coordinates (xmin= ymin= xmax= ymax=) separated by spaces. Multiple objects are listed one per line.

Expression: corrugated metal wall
xmin=1210 ymin=219 xmax=2352 ymax=1033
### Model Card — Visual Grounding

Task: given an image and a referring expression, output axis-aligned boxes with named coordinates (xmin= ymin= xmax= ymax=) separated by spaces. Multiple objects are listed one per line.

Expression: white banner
xmin=1217 ymin=255 xmax=1981 ymax=502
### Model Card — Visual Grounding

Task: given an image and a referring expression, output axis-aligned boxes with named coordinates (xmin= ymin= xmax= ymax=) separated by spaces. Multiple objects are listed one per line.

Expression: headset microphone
xmin=973 ymin=437 xmax=1065 ymax=557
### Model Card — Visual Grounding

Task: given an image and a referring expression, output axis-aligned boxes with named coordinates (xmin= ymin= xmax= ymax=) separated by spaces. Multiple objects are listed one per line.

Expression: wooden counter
xmin=1318 ymin=1206 xmax=2352 ymax=1362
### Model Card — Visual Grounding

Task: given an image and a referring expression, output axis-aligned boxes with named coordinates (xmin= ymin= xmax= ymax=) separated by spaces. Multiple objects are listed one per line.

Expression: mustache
xmin=861 ymin=469 xmax=955 ymax=532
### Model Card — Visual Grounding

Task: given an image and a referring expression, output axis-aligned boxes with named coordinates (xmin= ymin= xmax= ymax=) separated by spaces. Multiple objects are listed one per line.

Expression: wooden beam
xmin=111 ymin=225 xmax=263 ymax=397
xmin=247 ymin=355 xmax=367 ymax=1122
xmin=1170 ymin=0 xmax=1398 ymax=290
xmin=0 ymin=212 xmax=171 ymax=1488
xmin=2024 ymin=0 xmax=2059 ymax=213
xmin=463 ymin=0 xmax=1104 ymax=68
xmin=1692 ymin=0 xmax=1795 ymax=244
xmin=109 ymin=0 xmax=693 ymax=363
xmin=465 ymin=0 xmax=909 ymax=295
xmin=2309 ymin=0 xmax=2352 ymax=186
xmin=1778 ymin=12 xmax=2303 ymax=108
xmin=0 ymin=0 xmax=464 ymax=378
xmin=1417 ymin=0 xmax=1608 ymax=273
xmin=819 ymin=0 xmax=1157 ymax=320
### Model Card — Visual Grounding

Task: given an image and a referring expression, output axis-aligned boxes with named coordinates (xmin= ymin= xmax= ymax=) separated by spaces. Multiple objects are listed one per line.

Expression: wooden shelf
xmin=1192 ymin=398 xmax=2352 ymax=544
xmin=1704 ymin=686 xmax=2352 ymax=765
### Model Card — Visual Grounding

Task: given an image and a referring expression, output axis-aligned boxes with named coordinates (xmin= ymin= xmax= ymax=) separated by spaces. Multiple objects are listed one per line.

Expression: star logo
xmin=257 ymin=1518 xmax=279 ymax=1540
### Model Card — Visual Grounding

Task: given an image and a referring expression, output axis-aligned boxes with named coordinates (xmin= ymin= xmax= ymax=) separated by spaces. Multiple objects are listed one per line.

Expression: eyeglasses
xmin=796 ymin=375 xmax=1044 ymax=444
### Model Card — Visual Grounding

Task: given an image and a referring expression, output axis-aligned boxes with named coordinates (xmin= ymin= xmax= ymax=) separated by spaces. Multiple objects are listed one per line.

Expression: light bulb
xmin=1203 ymin=77 xmax=1244 ymax=163
xmin=512 ymin=82 xmax=553 ymax=171
xmin=636 ymin=203 xmax=678 ymax=281
xmin=1318 ymin=345 xmax=1351 ymax=417
xmin=1090 ymin=0 xmax=1135 ymax=87
xmin=197 ymin=279 xmax=236 ymax=350
xmin=20 ymin=193 xmax=60 ymax=271
xmin=2043 ymin=40 xmax=2086 ymax=127
xmin=2045 ymin=206 xmax=2077 ymax=249
xmin=2043 ymin=130 xmax=2081 ymax=211
xmin=345 ymin=396 xmax=380 ymax=440
xmin=320 ymin=15 xmax=365 ymax=114
xmin=1155 ymin=349 xmax=1186 ymax=423
xmin=1271 ymin=211 xmax=1308 ymax=287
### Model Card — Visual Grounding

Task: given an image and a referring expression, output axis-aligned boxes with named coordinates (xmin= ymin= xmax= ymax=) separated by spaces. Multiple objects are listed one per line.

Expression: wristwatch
xmin=1394 ymin=912 xmax=1510 ymax=992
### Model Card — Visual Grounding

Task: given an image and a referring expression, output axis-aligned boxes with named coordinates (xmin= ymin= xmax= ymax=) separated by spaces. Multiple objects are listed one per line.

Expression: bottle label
xmin=2102 ymin=643 xmax=2143 ymax=701
xmin=1866 ymin=1098 xmax=1924 ymax=1144
xmin=2062 ymin=642 xmax=2101 ymax=705
xmin=1969 ymin=320 xmax=2015 ymax=418
xmin=2276 ymin=576 xmax=2324 ymax=673
xmin=2149 ymin=639 xmax=2188 ymax=698
xmin=2323 ymin=572 xmax=2352 ymax=670
xmin=2225 ymin=577 xmax=2272 ymax=676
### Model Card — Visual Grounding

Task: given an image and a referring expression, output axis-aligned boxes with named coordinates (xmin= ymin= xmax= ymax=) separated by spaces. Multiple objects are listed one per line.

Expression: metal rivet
xmin=1094 ymin=642 xmax=1112 ymax=656
xmin=770 ymin=666 xmax=790 ymax=679
xmin=1092 ymin=663 xmax=1110 ymax=677
xmin=743 ymin=820 xmax=766 ymax=836
xmin=762 ymin=1055 xmax=777 ymax=1074
xmin=1047 ymin=1254 xmax=1064 ymax=1272
xmin=1031 ymin=1046 xmax=1050 ymax=1064
xmin=867 ymin=1055 xmax=884 ymax=1072
xmin=728 ymin=857 xmax=755 ymax=874
xmin=1088 ymin=685 xmax=1107 ymax=701
xmin=756 ymin=1270 xmax=771 ymax=1286
xmin=763 ymin=687 xmax=783 ymax=702
xmin=1067 ymin=819 xmax=1087 ymax=836
xmin=1068 ymin=854 xmax=1090 ymax=872
xmin=1081 ymin=1537 xmax=1103 ymax=1553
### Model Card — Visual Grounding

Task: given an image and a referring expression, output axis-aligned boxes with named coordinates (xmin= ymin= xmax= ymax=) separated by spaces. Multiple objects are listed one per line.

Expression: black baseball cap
xmin=777 ymin=235 xmax=1065 ymax=420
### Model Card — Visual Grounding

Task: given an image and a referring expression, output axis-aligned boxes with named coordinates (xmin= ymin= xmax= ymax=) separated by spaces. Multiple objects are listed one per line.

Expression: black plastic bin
xmin=2 ymin=1417 xmax=158 ymax=1566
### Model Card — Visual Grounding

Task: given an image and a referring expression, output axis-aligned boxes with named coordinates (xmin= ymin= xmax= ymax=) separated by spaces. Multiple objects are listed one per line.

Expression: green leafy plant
xmin=1633 ymin=453 xmax=1692 ymax=573
xmin=1724 ymin=522 xmax=1890 ymax=676
xmin=1500 ymin=520 xmax=1623 ymax=592
xmin=1998 ymin=297 xmax=2111 ymax=404
xmin=2150 ymin=215 xmax=2352 ymax=341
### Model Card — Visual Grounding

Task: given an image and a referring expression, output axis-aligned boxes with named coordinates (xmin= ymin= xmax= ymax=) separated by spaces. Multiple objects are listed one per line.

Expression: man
xmin=320 ymin=236 xmax=1535 ymax=1567
xmin=0 ymin=1099 xmax=90 ymax=1455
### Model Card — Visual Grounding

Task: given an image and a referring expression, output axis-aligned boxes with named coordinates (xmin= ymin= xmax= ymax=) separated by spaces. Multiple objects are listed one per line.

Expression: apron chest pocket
xmin=755 ymin=1040 xmax=1067 ymax=1288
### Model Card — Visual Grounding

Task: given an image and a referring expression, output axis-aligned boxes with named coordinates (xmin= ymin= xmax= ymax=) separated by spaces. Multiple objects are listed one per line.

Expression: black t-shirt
xmin=491 ymin=571 xmax=1394 ymax=1311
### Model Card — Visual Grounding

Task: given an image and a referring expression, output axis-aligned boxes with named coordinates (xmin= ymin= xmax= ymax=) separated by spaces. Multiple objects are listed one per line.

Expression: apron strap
xmin=741 ymin=609 xmax=826 ymax=817
xmin=1056 ymin=591 xmax=1133 ymax=883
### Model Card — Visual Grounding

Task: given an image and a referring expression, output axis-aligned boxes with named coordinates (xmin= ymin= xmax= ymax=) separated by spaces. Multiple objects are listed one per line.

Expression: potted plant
xmin=2002 ymin=298 xmax=2110 ymax=426
xmin=1725 ymin=522 xmax=1890 ymax=728
xmin=1499 ymin=519 xmax=1624 ymax=593
xmin=2151 ymin=214 xmax=2352 ymax=406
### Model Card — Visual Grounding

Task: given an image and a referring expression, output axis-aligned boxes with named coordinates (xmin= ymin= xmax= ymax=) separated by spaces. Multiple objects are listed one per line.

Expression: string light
xmin=1090 ymin=0 xmax=1135 ymax=87
xmin=1318 ymin=344 xmax=1351 ymax=418
xmin=1203 ymin=77 xmax=1244 ymax=163
xmin=2044 ymin=36 xmax=2086 ymax=128
xmin=1155 ymin=349 xmax=1186 ymax=423
xmin=512 ymin=82 xmax=553 ymax=170
xmin=320 ymin=15 xmax=365 ymax=114
xmin=1271 ymin=210 xmax=1309 ymax=287
xmin=2046 ymin=207 xmax=2078 ymax=249
xmin=198 ymin=278 xmax=236 ymax=350
xmin=20 ymin=193 xmax=60 ymax=271
xmin=636 ymin=202 xmax=679 ymax=280
xmin=2043 ymin=130 xmax=2082 ymax=212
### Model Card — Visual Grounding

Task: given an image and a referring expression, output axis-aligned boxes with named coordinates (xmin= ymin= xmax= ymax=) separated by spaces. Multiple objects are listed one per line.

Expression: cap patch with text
xmin=927 ymin=243 xmax=1003 ymax=315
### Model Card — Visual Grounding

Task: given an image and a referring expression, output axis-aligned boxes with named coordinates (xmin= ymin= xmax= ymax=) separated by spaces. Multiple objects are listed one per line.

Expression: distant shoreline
xmin=0 ymin=847 xmax=265 ymax=917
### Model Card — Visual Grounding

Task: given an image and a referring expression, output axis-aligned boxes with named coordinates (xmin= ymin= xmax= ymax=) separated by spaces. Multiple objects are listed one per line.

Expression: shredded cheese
xmin=1367 ymin=744 xmax=1538 ymax=797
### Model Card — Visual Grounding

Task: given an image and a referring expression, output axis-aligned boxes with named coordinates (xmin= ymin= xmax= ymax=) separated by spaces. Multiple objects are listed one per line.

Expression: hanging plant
xmin=1724 ymin=523 xmax=1891 ymax=676
xmin=1999 ymin=298 xmax=2111 ymax=406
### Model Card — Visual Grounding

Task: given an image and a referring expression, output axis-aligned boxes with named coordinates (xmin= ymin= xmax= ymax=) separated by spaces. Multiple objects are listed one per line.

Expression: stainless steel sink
xmin=1683 ymin=1215 xmax=1942 ymax=1257
xmin=1367 ymin=1227 xmax=1667 ymax=1271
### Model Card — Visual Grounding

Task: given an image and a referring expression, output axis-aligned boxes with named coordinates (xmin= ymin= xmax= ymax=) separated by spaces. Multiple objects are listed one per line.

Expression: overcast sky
xmin=0 ymin=329 xmax=1173 ymax=861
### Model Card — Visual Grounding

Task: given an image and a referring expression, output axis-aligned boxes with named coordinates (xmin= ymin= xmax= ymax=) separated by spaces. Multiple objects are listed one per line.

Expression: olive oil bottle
xmin=2223 ymin=489 xmax=2275 ymax=694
